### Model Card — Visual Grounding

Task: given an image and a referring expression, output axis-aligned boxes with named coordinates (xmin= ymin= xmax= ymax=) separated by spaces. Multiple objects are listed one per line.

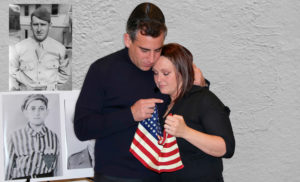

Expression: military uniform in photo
xmin=9 ymin=6 xmax=70 ymax=91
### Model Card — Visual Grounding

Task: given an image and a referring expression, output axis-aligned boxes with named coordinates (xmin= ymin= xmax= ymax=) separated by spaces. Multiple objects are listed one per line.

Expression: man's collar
xmin=30 ymin=36 xmax=48 ymax=45
xmin=25 ymin=123 xmax=47 ymax=137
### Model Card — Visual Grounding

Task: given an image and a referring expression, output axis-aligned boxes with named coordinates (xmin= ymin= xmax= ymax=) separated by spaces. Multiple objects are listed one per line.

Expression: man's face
xmin=31 ymin=16 xmax=51 ymax=42
xmin=23 ymin=100 xmax=48 ymax=126
xmin=124 ymin=31 xmax=165 ymax=71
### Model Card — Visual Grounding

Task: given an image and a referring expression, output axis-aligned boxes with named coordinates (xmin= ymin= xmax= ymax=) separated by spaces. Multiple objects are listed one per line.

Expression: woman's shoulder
xmin=186 ymin=85 xmax=226 ymax=108
xmin=185 ymin=85 xmax=210 ymax=99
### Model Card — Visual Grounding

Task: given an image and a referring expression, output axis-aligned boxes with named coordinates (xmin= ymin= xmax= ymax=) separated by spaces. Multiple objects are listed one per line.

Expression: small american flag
xmin=130 ymin=105 xmax=184 ymax=173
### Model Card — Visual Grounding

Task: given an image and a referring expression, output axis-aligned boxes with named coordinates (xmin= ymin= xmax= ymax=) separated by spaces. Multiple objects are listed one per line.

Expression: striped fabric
xmin=5 ymin=123 xmax=59 ymax=180
xmin=130 ymin=106 xmax=184 ymax=173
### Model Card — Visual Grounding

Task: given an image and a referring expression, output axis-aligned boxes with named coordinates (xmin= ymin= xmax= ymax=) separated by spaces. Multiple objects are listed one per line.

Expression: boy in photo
xmin=5 ymin=94 xmax=60 ymax=180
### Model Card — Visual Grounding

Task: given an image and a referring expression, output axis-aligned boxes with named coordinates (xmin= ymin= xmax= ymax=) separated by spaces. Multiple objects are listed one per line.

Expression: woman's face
xmin=153 ymin=56 xmax=181 ymax=100
xmin=23 ymin=100 xmax=48 ymax=126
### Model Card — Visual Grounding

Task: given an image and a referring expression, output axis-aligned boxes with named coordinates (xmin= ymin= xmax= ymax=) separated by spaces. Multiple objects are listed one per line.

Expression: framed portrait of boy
xmin=2 ymin=93 xmax=62 ymax=180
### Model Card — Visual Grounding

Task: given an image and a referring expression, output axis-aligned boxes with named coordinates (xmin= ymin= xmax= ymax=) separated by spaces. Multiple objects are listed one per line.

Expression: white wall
xmin=1 ymin=0 xmax=300 ymax=181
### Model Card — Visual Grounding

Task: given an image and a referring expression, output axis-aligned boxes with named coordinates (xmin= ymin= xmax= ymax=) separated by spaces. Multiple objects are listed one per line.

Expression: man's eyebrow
xmin=154 ymin=47 xmax=162 ymax=51
xmin=138 ymin=46 xmax=162 ymax=51
xmin=139 ymin=46 xmax=150 ymax=51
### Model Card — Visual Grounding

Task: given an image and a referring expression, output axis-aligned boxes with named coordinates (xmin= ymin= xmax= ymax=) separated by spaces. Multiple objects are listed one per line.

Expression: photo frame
xmin=0 ymin=91 xmax=93 ymax=181
xmin=9 ymin=4 xmax=72 ymax=91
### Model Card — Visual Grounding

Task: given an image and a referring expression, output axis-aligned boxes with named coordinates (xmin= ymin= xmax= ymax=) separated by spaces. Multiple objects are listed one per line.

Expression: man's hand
xmin=46 ymin=83 xmax=57 ymax=91
xmin=26 ymin=82 xmax=47 ymax=90
xmin=193 ymin=64 xmax=206 ymax=87
xmin=131 ymin=98 xmax=163 ymax=122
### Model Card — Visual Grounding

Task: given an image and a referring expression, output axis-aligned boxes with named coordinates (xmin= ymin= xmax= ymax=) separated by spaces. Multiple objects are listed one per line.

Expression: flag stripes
xmin=130 ymin=106 xmax=183 ymax=173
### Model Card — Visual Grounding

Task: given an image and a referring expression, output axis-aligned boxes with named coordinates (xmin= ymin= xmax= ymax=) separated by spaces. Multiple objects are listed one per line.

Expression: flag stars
xmin=140 ymin=105 xmax=164 ymax=139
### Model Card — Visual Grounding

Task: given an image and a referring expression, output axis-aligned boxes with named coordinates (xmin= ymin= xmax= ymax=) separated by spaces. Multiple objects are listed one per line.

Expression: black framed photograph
xmin=9 ymin=4 xmax=72 ymax=91
xmin=2 ymin=93 xmax=62 ymax=180
xmin=64 ymin=91 xmax=95 ymax=170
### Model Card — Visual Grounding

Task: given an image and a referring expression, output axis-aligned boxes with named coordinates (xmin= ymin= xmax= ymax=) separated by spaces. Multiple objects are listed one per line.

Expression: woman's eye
xmin=163 ymin=72 xmax=169 ymax=76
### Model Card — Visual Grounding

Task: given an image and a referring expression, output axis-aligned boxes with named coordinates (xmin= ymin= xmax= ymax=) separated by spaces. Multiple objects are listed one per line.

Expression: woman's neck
xmin=163 ymin=100 xmax=175 ymax=118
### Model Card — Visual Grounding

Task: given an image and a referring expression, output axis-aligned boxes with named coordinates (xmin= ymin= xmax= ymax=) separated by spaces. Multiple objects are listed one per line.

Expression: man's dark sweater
xmin=74 ymin=48 xmax=168 ymax=178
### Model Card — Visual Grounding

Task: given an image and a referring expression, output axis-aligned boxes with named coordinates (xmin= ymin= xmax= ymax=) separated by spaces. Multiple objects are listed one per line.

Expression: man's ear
xmin=124 ymin=33 xmax=132 ymax=48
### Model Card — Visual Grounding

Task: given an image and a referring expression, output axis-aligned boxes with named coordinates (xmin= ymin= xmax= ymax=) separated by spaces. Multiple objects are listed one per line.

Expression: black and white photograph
xmin=0 ymin=1 xmax=298 ymax=182
xmin=2 ymin=93 xmax=62 ymax=180
xmin=64 ymin=92 xmax=95 ymax=170
xmin=9 ymin=4 xmax=72 ymax=91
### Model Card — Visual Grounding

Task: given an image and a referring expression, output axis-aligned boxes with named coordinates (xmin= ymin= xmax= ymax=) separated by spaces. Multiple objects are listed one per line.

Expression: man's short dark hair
xmin=126 ymin=2 xmax=167 ymax=41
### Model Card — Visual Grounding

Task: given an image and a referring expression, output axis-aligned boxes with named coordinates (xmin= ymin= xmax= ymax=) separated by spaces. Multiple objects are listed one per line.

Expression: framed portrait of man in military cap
xmin=2 ymin=93 xmax=62 ymax=180
xmin=9 ymin=4 xmax=72 ymax=91
xmin=63 ymin=91 xmax=95 ymax=170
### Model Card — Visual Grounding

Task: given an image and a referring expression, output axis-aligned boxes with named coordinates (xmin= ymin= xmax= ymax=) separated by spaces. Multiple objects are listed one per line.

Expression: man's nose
xmin=148 ymin=51 xmax=155 ymax=64
xmin=35 ymin=110 xmax=41 ymax=115
xmin=37 ymin=24 xmax=41 ymax=31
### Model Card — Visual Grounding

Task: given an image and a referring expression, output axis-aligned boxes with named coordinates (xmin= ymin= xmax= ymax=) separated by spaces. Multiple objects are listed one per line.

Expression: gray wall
xmin=1 ymin=0 xmax=300 ymax=181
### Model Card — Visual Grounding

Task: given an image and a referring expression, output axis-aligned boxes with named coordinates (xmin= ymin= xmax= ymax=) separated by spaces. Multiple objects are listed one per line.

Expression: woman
xmin=152 ymin=43 xmax=235 ymax=182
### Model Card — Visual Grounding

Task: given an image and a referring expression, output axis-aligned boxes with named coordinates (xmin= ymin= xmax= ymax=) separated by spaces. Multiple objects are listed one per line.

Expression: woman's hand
xmin=164 ymin=114 xmax=227 ymax=157
xmin=164 ymin=114 xmax=189 ymax=138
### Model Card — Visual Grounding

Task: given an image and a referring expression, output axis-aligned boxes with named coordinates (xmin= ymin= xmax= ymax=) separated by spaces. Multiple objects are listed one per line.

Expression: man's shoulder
xmin=88 ymin=48 xmax=128 ymax=75
xmin=8 ymin=126 xmax=27 ymax=140
xmin=44 ymin=126 xmax=59 ymax=138
xmin=11 ymin=127 xmax=25 ymax=134
xmin=92 ymin=48 xmax=128 ymax=66
xmin=46 ymin=37 xmax=65 ymax=49
xmin=15 ymin=37 xmax=34 ymax=48
xmin=68 ymin=147 xmax=92 ymax=169
xmin=69 ymin=148 xmax=88 ymax=158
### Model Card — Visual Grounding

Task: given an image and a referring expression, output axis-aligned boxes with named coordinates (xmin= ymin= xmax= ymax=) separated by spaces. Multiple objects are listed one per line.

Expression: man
xmin=68 ymin=140 xmax=95 ymax=169
xmin=9 ymin=6 xmax=70 ymax=91
xmin=74 ymin=3 xmax=206 ymax=182
xmin=5 ymin=94 xmax=60 ymax=180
